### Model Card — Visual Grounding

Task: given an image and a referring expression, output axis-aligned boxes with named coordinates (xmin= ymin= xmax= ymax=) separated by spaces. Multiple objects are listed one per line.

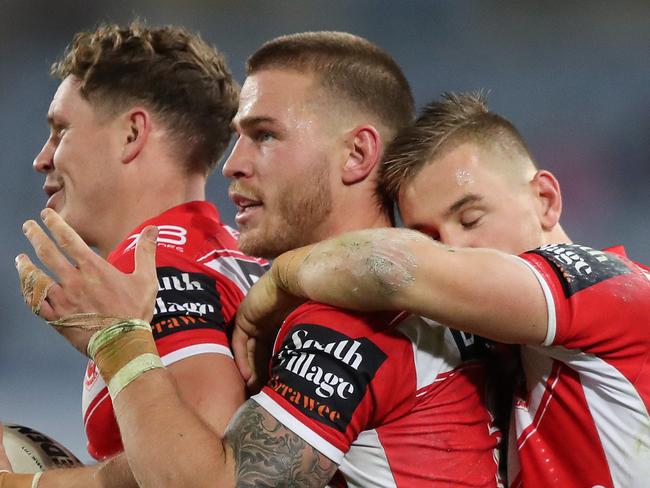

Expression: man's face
xmin=398 ymin=142 xmax=543 ymax=255
xmin=33 ymin=76 xmax=124 ymax=245
xmin=223 ymin=69 xmax=336 ymax=258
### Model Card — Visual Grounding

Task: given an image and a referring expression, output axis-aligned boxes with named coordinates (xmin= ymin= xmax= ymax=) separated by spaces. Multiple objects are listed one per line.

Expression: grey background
xmin=1 ymin=0 xmax=648 ymax=463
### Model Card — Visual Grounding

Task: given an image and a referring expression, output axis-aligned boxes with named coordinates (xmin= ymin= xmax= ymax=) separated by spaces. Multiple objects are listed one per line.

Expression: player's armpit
xmin=224 ymin=401 xmax=337 ymax=488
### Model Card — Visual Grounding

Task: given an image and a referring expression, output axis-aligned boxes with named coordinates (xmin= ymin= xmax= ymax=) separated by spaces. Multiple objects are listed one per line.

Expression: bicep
xmin=408 ymin=244 xmax=549 ymax=344
xmin=167 ymin=354 xmax=246 ymax=436
xmin=224 ymin=400 xmax=337 ymax=488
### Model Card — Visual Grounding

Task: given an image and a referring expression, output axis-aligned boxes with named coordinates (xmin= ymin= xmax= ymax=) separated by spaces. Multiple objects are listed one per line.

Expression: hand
xmin=0 ymin=424 xmax=12 ymax=472
xmin=232 ymin=272 xmax=305 ymax=390
xmin=16 ymin=208 xmax=159 ymax=356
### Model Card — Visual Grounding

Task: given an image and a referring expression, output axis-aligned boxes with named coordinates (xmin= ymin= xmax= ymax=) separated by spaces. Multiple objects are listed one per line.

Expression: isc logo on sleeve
xmin=124 ymin=225 xmax=188 ymax=252
xmin=529 ymin=244 xmax=632 ymax=296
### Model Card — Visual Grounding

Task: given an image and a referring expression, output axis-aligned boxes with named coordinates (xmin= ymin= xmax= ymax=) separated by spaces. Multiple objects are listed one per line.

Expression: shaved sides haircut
xmin=247 ymin=31 xmax=415 ymax=140
xmin=380 ymin=92 xmax=537 ymax=203
xmin=52 ymin=21 xmax=239 ymax=174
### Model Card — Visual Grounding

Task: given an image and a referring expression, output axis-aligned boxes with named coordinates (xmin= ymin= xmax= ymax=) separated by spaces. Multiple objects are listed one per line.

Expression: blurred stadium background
xmin=1 ymin=0 xmax=648 ymax=463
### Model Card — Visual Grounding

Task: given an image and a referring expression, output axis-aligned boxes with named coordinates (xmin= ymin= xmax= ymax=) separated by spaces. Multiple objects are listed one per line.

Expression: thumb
xmin=232 ymin=324 xmax=252 ymax=383
xmin=134 ymin=226 xmax=159 ymax=278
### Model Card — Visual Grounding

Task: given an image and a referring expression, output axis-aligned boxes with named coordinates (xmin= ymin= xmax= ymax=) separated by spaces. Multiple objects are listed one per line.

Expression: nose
xmin=33 ymin=139 xmax=54 ymax=174
xmin=222 ymin=136 xmax=252 ymax=179
xmin=439 ymin=228 xmax=473 ymax=248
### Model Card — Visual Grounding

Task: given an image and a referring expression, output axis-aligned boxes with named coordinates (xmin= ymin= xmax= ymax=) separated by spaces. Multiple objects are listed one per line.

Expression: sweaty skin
xmin=277 ymin=227 xmax=432 ymax=308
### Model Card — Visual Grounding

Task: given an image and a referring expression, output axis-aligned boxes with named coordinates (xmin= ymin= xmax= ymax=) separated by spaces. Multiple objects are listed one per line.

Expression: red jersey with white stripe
xmin=509 ymin=244 xmax=650 ymax=487
xmin=81 ymin=201 xmax=268 ymax=460
xmin=252 ymin=302 xmax=502 ymax=487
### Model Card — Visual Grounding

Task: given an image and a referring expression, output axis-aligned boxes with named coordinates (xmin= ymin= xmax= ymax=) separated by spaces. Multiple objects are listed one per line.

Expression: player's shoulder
xmin=521 ymin=243 xmax=646 ymax=297
xmin=111 ymin=201 xmax=267 ymax=269
xmin=277 ymin=302 xmax=410 ymax=361
xmin=285 ymin=301 xmax=402 ymax=336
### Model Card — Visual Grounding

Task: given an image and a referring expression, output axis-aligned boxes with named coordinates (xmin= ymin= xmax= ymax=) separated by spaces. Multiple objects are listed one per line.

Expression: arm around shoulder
xmin=273 ymin=228 xmax=549 ymax=344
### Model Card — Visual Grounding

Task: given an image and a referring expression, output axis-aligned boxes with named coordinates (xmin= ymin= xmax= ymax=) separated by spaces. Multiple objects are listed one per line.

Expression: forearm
xmin=272 ymin=228 xmax=430 ymax=311
xmin=113 ymin=368 xmax=235 ymax=488
xmin=273 ymin=227 xmax=547 ymax=343
xmin=37 ymin=458 xmax=134 ymax=488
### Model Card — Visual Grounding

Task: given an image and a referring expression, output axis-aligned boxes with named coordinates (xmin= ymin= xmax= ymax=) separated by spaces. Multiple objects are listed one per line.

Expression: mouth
xmin=43 ymin=183 xmax=64 ymax=210
xmin=229 ymin=191 xmax=263 ymax=225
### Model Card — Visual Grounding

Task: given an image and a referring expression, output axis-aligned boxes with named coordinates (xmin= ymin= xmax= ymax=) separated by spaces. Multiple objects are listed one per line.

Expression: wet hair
xmin=380 ymin=91 xmax=536 ymax=204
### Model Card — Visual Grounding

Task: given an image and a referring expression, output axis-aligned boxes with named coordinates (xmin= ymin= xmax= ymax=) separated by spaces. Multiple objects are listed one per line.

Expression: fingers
xmin=22 ymin=219 xmax=75 ymax=280
xmin=232 ymin=325 xmax=252 ymax=382
xmin=0 ymin=423 xmax=12 ymax=471
xmin=15 ymin=254 xmax=56 ymax=315
xmin=40 ymin=208 xmax=94 ymax=268
xmin=133 ymin=225 xmax=159 ymax=280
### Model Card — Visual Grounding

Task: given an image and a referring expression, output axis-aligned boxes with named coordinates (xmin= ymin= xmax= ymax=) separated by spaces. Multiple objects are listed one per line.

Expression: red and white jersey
xmin=252 ymin=302 xmax=502 ymax=487
xmin=509 ymin=244 xmax=650 ymax=487
xmin=81 ymin=201 xmax=268 ymax=460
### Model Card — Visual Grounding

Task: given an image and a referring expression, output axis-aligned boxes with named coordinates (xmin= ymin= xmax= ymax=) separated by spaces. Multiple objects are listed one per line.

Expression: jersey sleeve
xmin=110 ymin=246 xmax=232 ymax=364
xmin=251 ymin=305 xmax=413 ymax=464
xmin=518 ymin=244 xmax=636 ymax=348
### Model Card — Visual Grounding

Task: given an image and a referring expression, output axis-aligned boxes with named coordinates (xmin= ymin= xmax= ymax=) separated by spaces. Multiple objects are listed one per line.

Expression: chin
xmin=238 ymin=230 xmax=294 ymax=260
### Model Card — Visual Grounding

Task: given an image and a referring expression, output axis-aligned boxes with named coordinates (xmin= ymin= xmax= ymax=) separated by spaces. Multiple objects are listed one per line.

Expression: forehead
xmin=398 ymin=143 xmax=503 ymax=217
xmin=235 ymin=69 xmax=319 ymax=122
xmin=48 ymin=76 xmax=94 ymax=121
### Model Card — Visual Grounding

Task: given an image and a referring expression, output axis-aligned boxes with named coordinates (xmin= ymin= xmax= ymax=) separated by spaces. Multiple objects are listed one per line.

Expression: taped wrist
xmin=87 ymin=320 xmax=163 ymax=399
xmin=0 ymin=471 xmax=40 ymax=488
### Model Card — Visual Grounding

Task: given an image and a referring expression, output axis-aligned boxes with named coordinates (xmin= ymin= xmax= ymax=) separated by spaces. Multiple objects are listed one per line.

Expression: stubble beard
xmin=237 ymin=164 xmax=333 ymax=259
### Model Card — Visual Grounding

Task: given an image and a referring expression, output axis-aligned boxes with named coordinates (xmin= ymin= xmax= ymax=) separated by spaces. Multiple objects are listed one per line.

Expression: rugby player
xmin=13 ymin=34 xmax=503 ymax=487
xmin=1 ymin=22 xmax=267 ymax=487
xmin=236 ymin=92 xmax=650 ymax=487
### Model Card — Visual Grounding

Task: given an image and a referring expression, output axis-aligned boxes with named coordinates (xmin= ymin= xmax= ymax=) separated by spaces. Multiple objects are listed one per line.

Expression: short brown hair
xmin=52 ymin=22 xmax=239 ymax=174
xmin=380 ymin=91 xmax=535 ymax=203
xmin=247 ymin=31 xmax=415 ymax=141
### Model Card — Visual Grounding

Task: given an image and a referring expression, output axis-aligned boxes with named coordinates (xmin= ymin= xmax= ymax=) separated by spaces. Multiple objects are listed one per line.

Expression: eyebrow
xmin=232 ymin=115 xmax=277 ymax=132
xmin=445 ymin=193 xmax=483 ymax=217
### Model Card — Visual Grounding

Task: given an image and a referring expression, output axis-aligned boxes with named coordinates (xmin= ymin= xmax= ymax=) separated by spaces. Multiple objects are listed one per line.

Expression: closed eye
xmin=461 ymin=217 xmax=481 ymax=229
xmin=460 ymin=209 xmax=484 ymax=229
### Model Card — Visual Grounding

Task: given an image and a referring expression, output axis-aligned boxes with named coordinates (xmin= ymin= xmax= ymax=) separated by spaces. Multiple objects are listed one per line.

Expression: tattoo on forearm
xmin=225 ymin=401 xmax=337 ymax=488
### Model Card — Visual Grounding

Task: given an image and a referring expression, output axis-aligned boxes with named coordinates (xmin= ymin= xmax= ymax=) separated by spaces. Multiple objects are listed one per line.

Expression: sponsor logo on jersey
xmin=151 ymin=267 xmax=225 ymax=339
xmin=270 ymin=323 xmax=387 ymax=433
xmin=154 ymin=297 xmax=215 ymax=316
xmin=158 ymin=272 xmax=203 ymax=291
xmin=151 ymin=316 xmax=210 ymax=335
xmin=124 ymin=225 xmax=188 ymax=252
xmin=529 ymin=244 xmax=632 ymax=296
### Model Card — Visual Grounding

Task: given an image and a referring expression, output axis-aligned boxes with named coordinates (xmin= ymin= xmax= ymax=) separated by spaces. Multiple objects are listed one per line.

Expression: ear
xmin=531 ymin=170 xmax=562 ymax=230
xmin=341 ymin=125 xmax=382 ymax=185
xmin=121 ymin=107 xmax=151 ymax=164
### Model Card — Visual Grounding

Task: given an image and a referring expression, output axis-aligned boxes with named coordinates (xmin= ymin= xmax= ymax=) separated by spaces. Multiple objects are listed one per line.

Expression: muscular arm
xmin=33 ymin=354 xmax=246 ymax=488
xmin=242 ymin=227 xmax=548 ymax=345
xmin=113 ymin=368 xmax=336 ymax=487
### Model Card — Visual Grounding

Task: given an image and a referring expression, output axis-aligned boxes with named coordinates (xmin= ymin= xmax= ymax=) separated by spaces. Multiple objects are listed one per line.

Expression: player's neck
xmin=543 ymin=224 xmax=573 ymax=247
xmin=95 ymin=170 xmax=207 ymax=258
xmin=318 ymin=207 xmax=392 ymax=242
